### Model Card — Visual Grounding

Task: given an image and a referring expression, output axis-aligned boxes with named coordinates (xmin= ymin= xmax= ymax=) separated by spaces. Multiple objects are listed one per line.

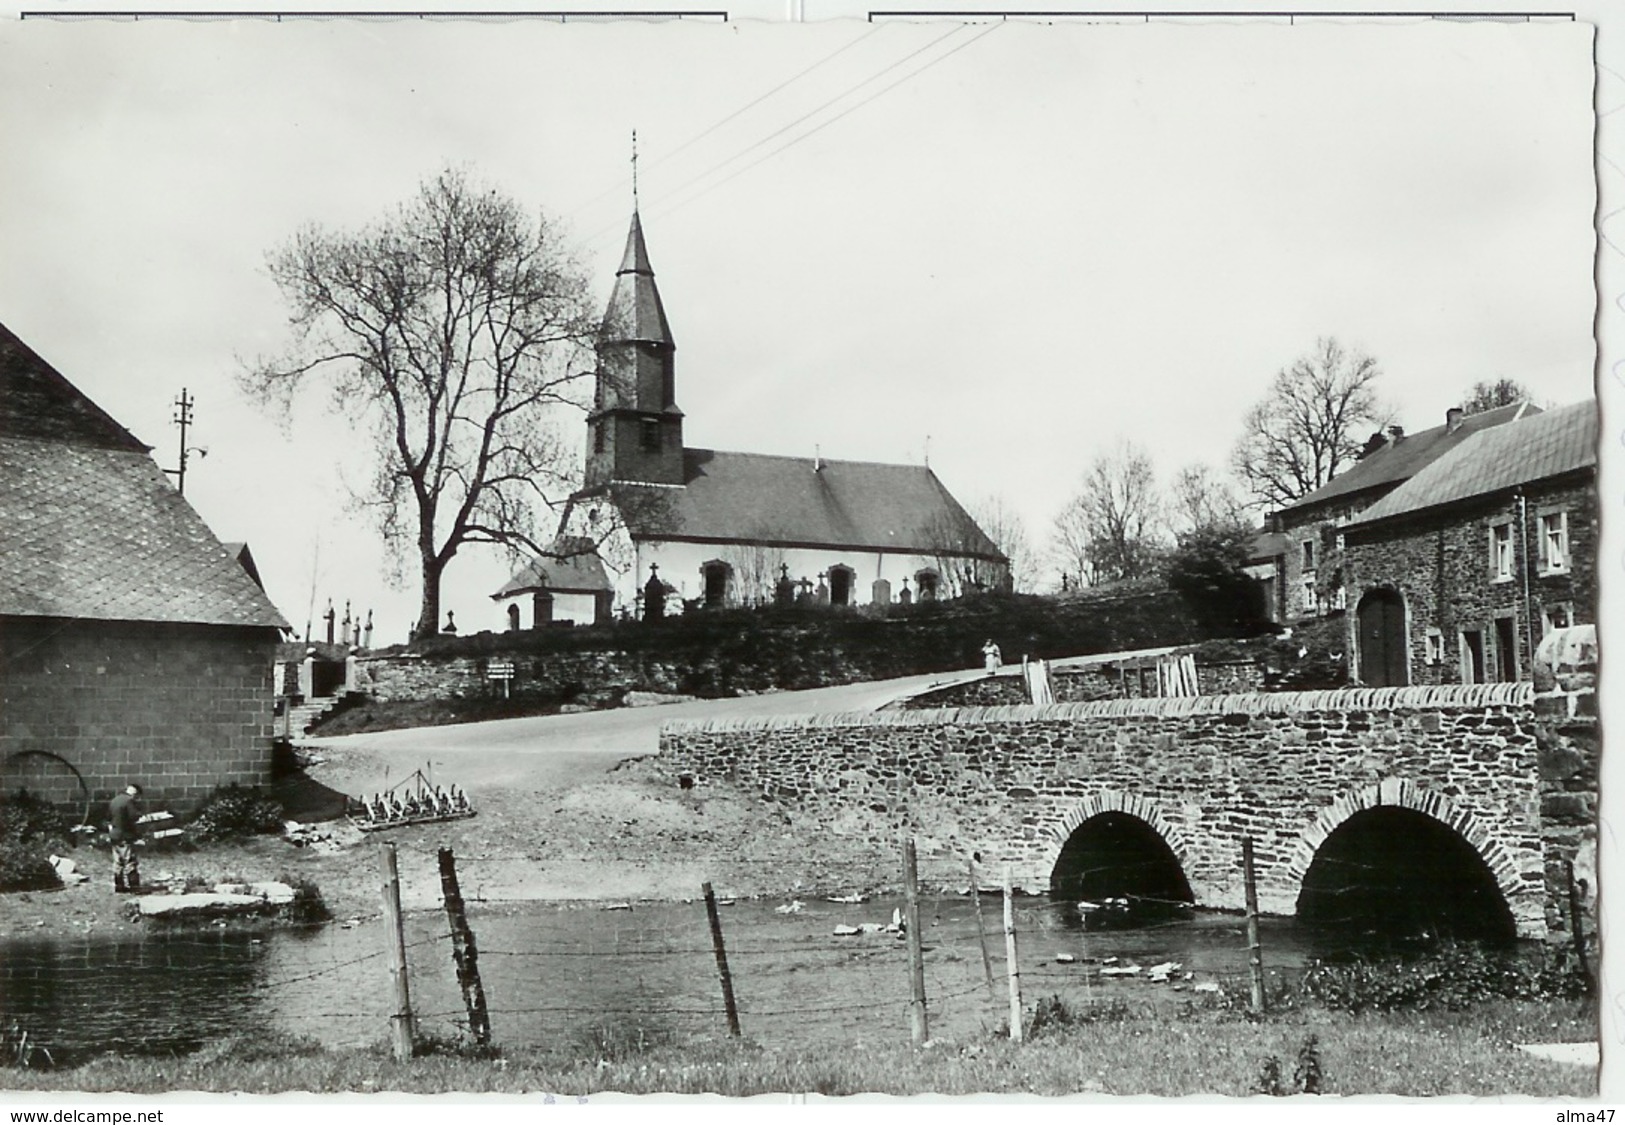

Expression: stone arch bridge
xmin=660 ymin=683 xmax=1594 ymax=939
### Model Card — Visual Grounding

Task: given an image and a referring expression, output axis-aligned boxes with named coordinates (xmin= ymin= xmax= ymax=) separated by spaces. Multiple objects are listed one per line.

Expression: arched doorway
xmin=1050 ymin=812 xmax=1194 ymax=928
xmin=1296 ymin=807 xmax=1515 ymax=945
xmin=1357 ymin=587 xmax=1408 ymax=687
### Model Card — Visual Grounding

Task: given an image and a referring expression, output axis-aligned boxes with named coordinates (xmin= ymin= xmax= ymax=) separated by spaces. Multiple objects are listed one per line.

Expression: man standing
xmin=109 ymin=783 xmax=143 ymax=893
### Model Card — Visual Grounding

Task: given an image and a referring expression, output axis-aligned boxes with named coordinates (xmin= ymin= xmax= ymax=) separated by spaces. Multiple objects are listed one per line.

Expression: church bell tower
xmin=584 ymin=210 xmax=685 ymax=488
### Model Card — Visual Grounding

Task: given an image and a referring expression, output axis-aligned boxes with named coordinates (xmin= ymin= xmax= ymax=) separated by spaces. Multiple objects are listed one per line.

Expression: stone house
xmin=0 ymin=322 xmax=289 ymax=807
xmin=1266 ymin=401 xmax=1538 ymax=624
xmin=1339 ymin=398 xmax=1596 ymax=687
xmin=496 ymin=211 xmax=1007 ymax=618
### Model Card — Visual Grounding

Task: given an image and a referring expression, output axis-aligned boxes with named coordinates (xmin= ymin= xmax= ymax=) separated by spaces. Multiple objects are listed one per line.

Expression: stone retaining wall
xmin=661 ymin=683 xmax=1580 ymax=938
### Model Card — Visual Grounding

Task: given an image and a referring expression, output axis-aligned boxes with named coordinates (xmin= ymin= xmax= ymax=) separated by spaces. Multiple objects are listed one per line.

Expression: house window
xmin=1542 ymin=602 xmax=1573 ymax=637
xmin=1424 ymin=628 xmax=1444 ymax=665
xmin=1539 ymin=511 xmax=1570 ymax=575
xmin=1301 ymin=539 xmax=1316 ymax=573
xmin=640 ymin=419 xmax=661 ymax=452
xmin=1489 ymin=522 xmax=1514 ymax=582
xmin=1301 ymin=577 xmax=1319 ymax=615
xmin=593 ymin=422 xmax=606 ymax=454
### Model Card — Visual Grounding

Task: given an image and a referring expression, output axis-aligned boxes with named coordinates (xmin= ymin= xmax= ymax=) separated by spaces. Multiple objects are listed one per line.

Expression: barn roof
xmin=1348 ymin=398 xmax=1597 ymax=529
xmin=595 ymin=447 xmax=1005 ymax=560
xmin=0 ymin=323 xmax=288 ymax=629
xmin=1280 ymin=400 xmax=1537 ymax=515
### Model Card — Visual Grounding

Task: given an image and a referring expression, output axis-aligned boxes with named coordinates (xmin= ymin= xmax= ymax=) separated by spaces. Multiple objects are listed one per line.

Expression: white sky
xmin=0 ymin=15 xmax=1598 ymax=643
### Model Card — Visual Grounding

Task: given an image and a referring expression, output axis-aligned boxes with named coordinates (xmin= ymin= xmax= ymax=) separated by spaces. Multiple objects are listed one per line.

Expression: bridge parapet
xmin=662 ymin=682 xmax=1580 ymax=939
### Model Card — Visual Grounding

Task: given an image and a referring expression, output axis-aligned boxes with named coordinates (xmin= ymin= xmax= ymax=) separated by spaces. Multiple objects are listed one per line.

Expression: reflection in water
xmin=0 ymin=931 xmax=265 ymax=1065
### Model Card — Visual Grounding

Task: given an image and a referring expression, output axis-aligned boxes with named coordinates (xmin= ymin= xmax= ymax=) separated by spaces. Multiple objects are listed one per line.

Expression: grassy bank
xmin=0 ymin=998 xmax=1593 ymax=1097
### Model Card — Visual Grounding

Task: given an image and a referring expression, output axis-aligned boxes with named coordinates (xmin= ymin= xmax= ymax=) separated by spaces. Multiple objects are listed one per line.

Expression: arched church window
xmin=640 ymin=419 xmax=661 ymax=452
xmin=915 ymin=569 xmax=941 ymax=601
xmin=593 ymin=422 xmax=606 ymax=454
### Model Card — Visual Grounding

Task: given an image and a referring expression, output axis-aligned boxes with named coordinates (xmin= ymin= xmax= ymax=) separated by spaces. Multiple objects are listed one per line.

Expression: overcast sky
xmin=0 ymin=16 xmax=1597 ymax=643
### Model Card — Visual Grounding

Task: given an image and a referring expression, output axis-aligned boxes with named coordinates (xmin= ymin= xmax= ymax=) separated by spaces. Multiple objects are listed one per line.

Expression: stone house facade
xmin=1268 ymin=401 xmax=1537 ymax=624
xmin=0 ymin=322 xmax=289 ymax=807
xmin=1340 ymin=399 xmax=1596 ymax=687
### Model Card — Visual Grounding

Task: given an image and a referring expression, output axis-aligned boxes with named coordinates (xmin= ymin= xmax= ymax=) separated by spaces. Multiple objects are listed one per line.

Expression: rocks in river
xmin=129 ymin=882 xmax=300 ymax=922
xmin=775 ymin=899 xmax=804 ymax=914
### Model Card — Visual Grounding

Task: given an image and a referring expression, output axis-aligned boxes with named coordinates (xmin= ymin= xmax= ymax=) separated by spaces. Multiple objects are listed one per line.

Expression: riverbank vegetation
xmin=0 ymin=995 xmax=1593 ymax=1097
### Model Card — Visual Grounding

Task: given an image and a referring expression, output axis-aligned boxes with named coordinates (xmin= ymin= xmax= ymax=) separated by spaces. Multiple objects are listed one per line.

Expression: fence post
xmin=438 ymin=847 xmax=492 ymax=1048
xmin=379 ymin=841 xmax=415 ymax=1060
xmin=903 ymin=839 xmax=928 ymax=1045
xmin=702 ymin=882 xmax=741 ymax=1037
xmin=967 ymin=857 xmax=996 ymax=999
xmin=1243 ymin=836 xmax=1266 ymax=1015
xmin=1003 ymin=865 xmax=1023 ymax=1043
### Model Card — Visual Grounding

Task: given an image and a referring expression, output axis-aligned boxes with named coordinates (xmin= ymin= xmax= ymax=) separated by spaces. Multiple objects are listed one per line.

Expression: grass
xmin=0 ymin=998 xmax=1594 ymax=1097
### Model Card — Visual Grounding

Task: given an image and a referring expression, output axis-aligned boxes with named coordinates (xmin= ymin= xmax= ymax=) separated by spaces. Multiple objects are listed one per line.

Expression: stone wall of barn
xmin=0 ymin=618 xmax=279 ymax=809
xmin=660 ymin=683 xmax=1584 ymax=939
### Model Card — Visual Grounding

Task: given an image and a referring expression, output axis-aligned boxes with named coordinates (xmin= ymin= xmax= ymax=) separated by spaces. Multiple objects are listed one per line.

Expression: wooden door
xmin=1358 ymin=588 xmax=1408 ymax=687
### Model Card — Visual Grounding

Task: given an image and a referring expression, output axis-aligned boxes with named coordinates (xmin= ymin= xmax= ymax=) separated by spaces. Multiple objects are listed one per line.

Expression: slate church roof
xmin=1348 ymin=398 xmax=1597 ymax=529
xmin=0 ymin=321 xmax=289 ymax=630
xmin=598 ymin=447 xmax=1005 ymax=559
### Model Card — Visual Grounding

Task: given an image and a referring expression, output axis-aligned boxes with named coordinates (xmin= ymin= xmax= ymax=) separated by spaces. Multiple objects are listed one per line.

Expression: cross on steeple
xmin=631 ymin=129 xmax=639 ymax=207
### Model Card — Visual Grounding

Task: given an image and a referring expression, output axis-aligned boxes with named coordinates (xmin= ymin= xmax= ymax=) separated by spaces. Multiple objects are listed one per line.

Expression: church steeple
xmin=586 ymin=208 xmax=684 ymax=488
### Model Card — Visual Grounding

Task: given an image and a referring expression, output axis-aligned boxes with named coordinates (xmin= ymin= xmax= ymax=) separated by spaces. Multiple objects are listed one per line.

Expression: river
xmin=0 ymin=893 xmax=1499 ymax=1066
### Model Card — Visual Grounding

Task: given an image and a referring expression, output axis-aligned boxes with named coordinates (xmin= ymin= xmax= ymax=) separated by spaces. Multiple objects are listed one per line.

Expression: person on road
xmin=982 ymin=639 xmax=1003 ymax=675
xmin=109 ymin=783 xmax=144 ymax=893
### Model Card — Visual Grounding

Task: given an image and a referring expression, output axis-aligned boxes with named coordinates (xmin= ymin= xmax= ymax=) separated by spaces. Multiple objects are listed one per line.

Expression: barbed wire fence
xmin=5 ymin=830 xmax=1540 ymax=1065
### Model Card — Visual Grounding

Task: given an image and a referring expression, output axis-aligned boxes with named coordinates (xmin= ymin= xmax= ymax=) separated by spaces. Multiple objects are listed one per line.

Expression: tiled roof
xmin=597 ymin=448 xmax=1005 ymax=560
xmin=1348 ymin=399 xmax=1597 ymax=528
xmin=0 ymin=435 xmax=289 ymax=629
xmin=492 ymin=537 xmax=614 ymax=597
xmin=0 ymin=321 xmax=149 ymax=450
xmin=1281 ymin=401 xmax=1537 ymax=514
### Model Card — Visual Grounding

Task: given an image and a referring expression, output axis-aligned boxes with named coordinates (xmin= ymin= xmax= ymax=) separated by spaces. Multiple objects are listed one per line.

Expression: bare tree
xmin=1168 ymin=462 xmax=1247 ymax=539
xmin=966 ymin=493 xmax=1033 ymax=592
xmin=721 ymin=524 xmax=791 ymax=607
xmin=1231 ymin=337 xmax=1390 ymax=511
xmin=245 ymin=167 xmax=598 ymax=640
xmin=1050 ymin=441 xmax=1164 ymax=586
xmin=1460 ymin=377 xmax=1534 ymax=415
xmin=923 ymin=504 xmax=1012 ymax=598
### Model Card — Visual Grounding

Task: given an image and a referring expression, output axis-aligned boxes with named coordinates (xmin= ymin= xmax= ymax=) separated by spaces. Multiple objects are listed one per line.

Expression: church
xmin=493 ymin=211 xmax=1007 ymax=626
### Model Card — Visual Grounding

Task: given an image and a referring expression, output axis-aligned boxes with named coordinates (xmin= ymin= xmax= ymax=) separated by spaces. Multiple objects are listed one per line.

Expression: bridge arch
xmin=1288 ymin=779 xmax=1523 ymax=939
xmin=1046 ymin=791 xmax=1195 ymax=907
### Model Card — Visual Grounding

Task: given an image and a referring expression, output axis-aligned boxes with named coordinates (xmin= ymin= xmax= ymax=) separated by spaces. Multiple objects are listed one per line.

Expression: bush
xmin=0 ymin=792 xmax=71 ymax=893
xmin=277 ymin=873 xmax=331 ymax=924
xmin=1302 ymin=944 xmax=1590 ymax=1014
xmin=187 ymin=785 xmax=286 ymax=842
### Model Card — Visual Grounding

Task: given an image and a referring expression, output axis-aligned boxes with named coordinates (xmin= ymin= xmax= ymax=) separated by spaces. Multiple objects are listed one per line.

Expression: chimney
xmin=814 ymin=444 xmax=823 ymax=473
xmin=1387 ymin=424 xmax=1404 ymax=440
xmin=1446 ymin=406 xmax=1464 ymax=433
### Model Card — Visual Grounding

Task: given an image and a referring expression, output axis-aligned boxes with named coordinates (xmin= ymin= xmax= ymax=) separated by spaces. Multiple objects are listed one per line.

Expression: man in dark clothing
xmin=109 ymin=783 xmax=143 ymax=893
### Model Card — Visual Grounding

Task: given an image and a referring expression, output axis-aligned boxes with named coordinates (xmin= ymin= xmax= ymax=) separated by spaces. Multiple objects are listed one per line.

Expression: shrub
xmin=277 ymin=873 xmax=331 ymax=924
xmin=187 ymin=785 xmax=286 ymax=842
xmin=0 ymin=792 xmax=71 ymax=893
xmin=1302 ymin=944 xmax=1589 ymax=1014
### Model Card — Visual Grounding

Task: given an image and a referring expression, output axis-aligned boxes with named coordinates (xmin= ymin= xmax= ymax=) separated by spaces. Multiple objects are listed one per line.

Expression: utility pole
xmin=161 ymin=388 xmax=205 ymax=495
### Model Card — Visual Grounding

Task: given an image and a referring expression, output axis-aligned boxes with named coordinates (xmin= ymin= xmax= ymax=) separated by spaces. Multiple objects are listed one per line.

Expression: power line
xmin=564 ymin=22 xmax=886 ymax=220
xmin=649 ymin=23 xmax=978 ymax=222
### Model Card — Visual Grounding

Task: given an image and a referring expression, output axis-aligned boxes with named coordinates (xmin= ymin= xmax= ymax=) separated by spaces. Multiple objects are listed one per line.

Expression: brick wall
xmin=661 ymin=684 xmax=1580 ymax=938
xmin=1342 ymin=477 xmax=1597 ymax=686
xmin=0 ymin=618 xmax=279 ymax=807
